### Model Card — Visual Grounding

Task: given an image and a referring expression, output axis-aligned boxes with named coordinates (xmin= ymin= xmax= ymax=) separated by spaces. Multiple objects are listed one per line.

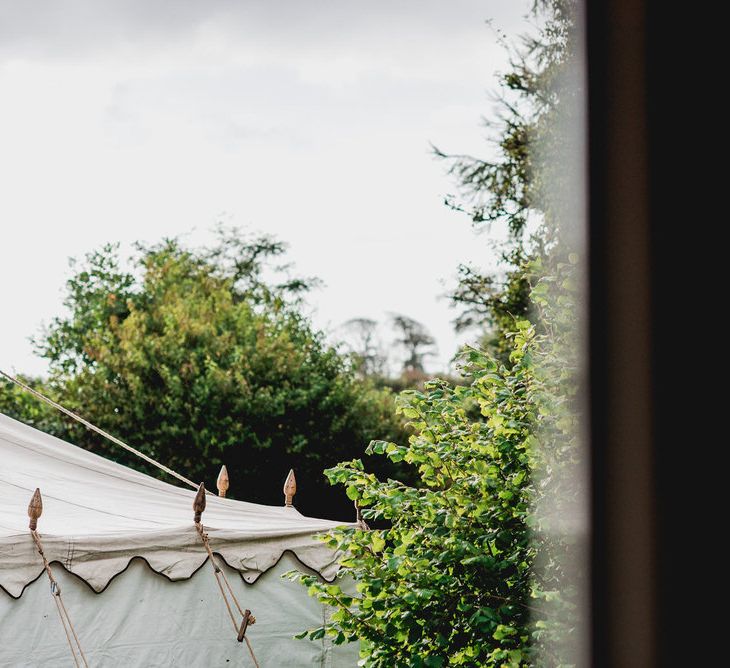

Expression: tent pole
xmin=27 ymin=488 xmax=89 ymax=668
xmin=191 ymin=483 xmax=260 ymax=668
xmin=216 ymin=465 xmax=229 ymax=497
xmin=283 ymin=469 xmax=296 ymax=507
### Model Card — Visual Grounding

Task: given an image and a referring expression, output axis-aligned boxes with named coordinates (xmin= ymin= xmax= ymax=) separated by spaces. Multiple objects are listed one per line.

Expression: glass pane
xmin=1 ymin=1 xmax=589 ymax=664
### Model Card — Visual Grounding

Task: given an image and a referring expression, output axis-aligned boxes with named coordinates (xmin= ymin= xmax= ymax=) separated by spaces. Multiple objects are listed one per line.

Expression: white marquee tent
xmin=0 ymin=412 xmax=358 ymax=666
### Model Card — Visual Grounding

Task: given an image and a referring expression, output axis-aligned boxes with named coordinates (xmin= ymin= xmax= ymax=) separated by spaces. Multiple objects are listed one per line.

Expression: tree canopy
xmin=293 ymin=259 xmax=583 ymax=666
xmin=294 ymin=0 xmax=584 ymax=663
xmin=437 ymin=0 xmax=580 ymax=358
xmin=19 ymin=231 xmax=408 ymax=519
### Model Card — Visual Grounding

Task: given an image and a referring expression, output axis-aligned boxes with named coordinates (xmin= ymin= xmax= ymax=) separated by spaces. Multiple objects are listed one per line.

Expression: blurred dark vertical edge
xmin=586 ymin=0 xmax=693 ymax=663
xmin=585 ymin=0 xmax=655 ymax=665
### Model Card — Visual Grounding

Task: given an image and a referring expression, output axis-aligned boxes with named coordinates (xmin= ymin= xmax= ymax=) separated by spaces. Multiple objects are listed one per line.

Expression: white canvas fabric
xmin=0 ymin=553 xmax=357 ymax=667
xmin=0 ymin=412 xmax=351 ymax=599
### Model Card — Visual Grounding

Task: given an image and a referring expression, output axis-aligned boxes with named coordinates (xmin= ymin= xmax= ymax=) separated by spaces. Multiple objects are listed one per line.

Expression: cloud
xmin=0 ymin=1 xmax=526 ymax=76
xmin=0 ymin=0 xmax=531 ymax=375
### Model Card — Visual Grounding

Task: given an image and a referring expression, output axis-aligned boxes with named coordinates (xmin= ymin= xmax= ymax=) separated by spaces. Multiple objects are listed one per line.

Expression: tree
xmin=32 ymin=230 xmax=408 ymax=519
xmin=293 ymin=1 xmax=584 ymax=662
xmin=342 ymin=318 xmax=388 ymax=379
xmin=293 ymin=260 xmax=583 ymax=666
xmin=390 ymin=314 xmax=436 ymax=375
xmin=436 ymin=0 xmax=580 ymax=356
xmin=0 ymin=375 xmax=59 ymax=436
xmin=450 ymin=254 xmax=532 ymax=363
xmin=293 ymin=322 xmax=539 ymax=667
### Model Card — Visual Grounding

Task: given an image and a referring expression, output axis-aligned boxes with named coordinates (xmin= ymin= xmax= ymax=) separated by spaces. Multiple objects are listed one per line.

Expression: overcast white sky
xmin=0 ymin=0 xmax=530 ymax=376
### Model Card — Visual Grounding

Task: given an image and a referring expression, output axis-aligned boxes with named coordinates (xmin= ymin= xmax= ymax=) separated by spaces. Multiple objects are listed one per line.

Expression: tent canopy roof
xmin=0 ymin=412 xmax=348 ymax=598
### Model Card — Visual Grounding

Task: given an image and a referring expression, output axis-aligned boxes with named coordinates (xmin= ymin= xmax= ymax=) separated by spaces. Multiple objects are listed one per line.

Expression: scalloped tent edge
xmin=0 ymin=411 xmax=352 ymax=597
xmin=0 ymin=411 xmax=359 ymax=666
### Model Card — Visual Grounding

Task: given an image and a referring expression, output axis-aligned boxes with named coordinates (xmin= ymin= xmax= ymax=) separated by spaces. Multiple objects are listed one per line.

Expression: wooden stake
xmin=28 ymin=488 xmax=43 ymax=531
xmin=283 ymin=469 xmax=296 ymax=507
xmin=237 ymin=609 xmax=255 ymax=642
xmin=193 ymin=482 xmax=207 ymax=523
xmin=217 ymin=465 xmax=229 ymax=498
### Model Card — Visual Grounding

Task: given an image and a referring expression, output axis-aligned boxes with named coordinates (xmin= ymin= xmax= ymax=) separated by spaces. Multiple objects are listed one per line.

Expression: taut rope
xmin=192 ymin=484 xmax=260 ymax=668
xmin=195 ymin=523 xmax=260 ymax=668
xmin=0 ymin=369 xmax=200 ymax=492
xmin=31 ymin=530 xmax=89 ymax=668
xmin=5 ymin=374 xmax=263 ymax=663
xmin=27 ymin=488 xmax=90 ymax=668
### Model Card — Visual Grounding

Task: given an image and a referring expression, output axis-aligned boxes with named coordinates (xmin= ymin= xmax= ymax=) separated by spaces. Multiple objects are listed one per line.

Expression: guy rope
xmin=27 ymin=488 xmax=89 ymax=668
xmin=0 ymin=370 xmax=201 ymax=492
xmin=3 ymin=369 xmax=263 ymax=664
xmin=192 ymin=483 xmax=260 ymax=668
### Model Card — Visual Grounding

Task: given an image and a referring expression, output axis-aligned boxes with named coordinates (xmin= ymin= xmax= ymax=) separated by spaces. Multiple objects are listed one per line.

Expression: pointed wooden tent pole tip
xmin=216 ymin=465 xmax=229 ymax=498
xmin=193 ymin=482 xmax=207 ymax=523
xmin=283 ymin=469 xmax=296 ymax=507
xmin=28 ymin=488 xmax=43 ymax=531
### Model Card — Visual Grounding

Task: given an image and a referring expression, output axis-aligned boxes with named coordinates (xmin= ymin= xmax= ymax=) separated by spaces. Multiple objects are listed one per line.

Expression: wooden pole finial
xmin=28 ymin=488 xmax=43 ymax=531
xmin=283 ymin=469 xmax=296 ymax=507
xmin=193 ymin=482 xmax=207 ymax=523
xmin=217 ymin=465 xmax=229 ymax=498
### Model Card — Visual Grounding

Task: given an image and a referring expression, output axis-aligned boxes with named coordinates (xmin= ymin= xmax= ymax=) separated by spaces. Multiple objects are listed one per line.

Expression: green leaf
xmin=371 ymin=533 xmax=385 ymax=553
xmin=493 ymin=625 xmax=517 ymax=640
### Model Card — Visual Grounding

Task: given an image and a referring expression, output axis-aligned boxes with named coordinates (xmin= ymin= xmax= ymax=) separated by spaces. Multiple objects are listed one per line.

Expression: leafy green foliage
xmin=450 ymin=251 xmax=533 ymax=364
xmin=30 ymin=230 xmax=409 ymax=519
xmin=292 ymin=258 xmax=583 ymax=665
xmin=526 ymin=255 xmax=585 ymax=664
xmin=289 ymin=4 xmax=584 ymax=657
xmin=291 ymin=323 xmax=540 ymax=666
xmin=0 ymin=375 xmax=59 ymax=435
